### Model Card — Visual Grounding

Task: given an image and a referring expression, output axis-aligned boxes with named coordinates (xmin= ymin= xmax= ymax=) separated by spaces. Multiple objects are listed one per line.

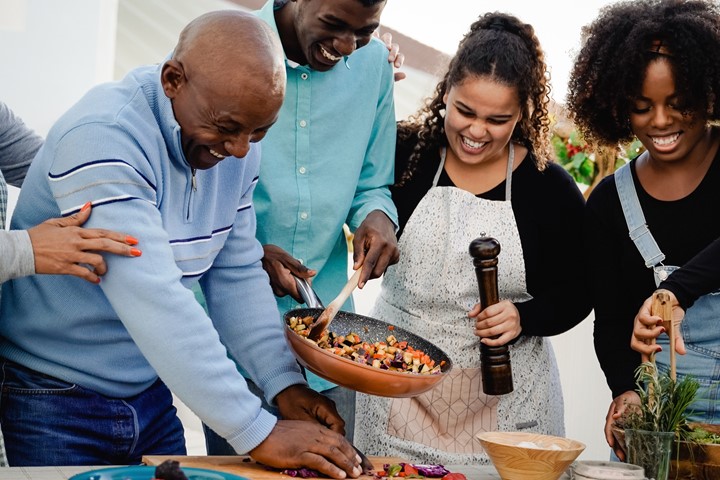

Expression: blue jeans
xmin=204 ymin=379 xmax=356 ymax=455
xmin=0 ymin=361 xmax=186 ymax=466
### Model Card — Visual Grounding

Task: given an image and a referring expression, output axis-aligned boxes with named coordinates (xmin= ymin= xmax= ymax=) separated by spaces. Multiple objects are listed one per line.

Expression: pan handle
xmin=294 ymin=276 xmax=325 ymax=308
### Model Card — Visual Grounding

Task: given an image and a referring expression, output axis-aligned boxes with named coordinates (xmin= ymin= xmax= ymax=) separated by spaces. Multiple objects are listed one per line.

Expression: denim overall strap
xmin=614 ymin=159 xmax=665 ymax=268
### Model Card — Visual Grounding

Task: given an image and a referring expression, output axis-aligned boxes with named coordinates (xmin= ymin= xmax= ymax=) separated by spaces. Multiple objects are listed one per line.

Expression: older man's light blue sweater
xmin=0 ymin=65 xmax=305 ymax=454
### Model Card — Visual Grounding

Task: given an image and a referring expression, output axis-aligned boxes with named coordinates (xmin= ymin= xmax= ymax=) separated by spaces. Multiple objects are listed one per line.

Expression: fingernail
xmin=660 ymin=327 xmax=666 ymax=334
xmin=130 ymin=248 xmax=142 ymax=257
xmin=656 ymin=346 xmax=662 ymax=353
xmin=81 ymin=201 xmax=92 ymax=212
xmin=355 ymin=454 xmax=361 ymax=463
xmin=353 ymin=466 xmax=362 ymax=477
xmin=95 ymin=277 xmax=101 ymax=284
xmin=126 ymin=235 xmax=139 ymax=246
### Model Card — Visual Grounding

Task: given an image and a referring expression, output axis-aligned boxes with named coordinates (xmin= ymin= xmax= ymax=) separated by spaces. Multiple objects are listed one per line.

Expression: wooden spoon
xmin=307 ymin=267 xmax=362 ymax=341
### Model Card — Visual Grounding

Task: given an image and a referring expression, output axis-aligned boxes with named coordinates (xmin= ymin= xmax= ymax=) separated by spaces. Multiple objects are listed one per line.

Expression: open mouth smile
xmin=650 ymin=132 xmax=680 ymax=146
xmin=209 ymin=148 xmax=226 ymax=159
xmin=462 ymin=136 xmax=487 ymax=149
xmin=320 ymin=45 xmax=341 ymax=62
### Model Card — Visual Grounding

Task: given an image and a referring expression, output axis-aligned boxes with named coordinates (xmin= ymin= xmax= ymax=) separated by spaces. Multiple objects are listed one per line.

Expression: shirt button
xmin=299 ymin=120 xmax=307 ymax=128
xmin=301 ymin=73 xmax=308 ymax=80
xmin=300 ymin=212 xmax=308 ymax=220
xmin=299 ymin=166 xmax=306 ymax=174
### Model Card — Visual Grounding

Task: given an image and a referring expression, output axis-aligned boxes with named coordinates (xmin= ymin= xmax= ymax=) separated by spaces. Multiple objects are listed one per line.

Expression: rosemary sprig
xmin=623 ymin=362 xmax=699 ymax=434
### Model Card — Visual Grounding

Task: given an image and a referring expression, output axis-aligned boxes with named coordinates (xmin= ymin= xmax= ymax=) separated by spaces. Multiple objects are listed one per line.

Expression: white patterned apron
xmin=355 ymin=146 xmax=564 ymax=465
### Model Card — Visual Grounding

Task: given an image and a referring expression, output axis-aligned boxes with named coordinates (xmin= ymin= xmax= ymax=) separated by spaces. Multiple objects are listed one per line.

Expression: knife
xmin=352 ymin=443 xmax=375 ymax=475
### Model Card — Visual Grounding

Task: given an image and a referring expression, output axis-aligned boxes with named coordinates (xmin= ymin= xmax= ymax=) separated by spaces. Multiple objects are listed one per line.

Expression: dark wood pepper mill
xmin=469 ymin=237 xmax=513 ymax=395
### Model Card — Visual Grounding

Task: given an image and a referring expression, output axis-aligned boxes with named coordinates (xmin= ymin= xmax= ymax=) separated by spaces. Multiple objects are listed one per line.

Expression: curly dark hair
xmin=396 ymin=12 xmax=552 ymax=186
xmin=567 ymin=0 xmax=720 ymax=146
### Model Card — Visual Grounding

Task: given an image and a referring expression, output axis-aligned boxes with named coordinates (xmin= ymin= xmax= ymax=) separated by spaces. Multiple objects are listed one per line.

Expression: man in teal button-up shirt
xmin=203 ymin=0 xmax=399 ymax=452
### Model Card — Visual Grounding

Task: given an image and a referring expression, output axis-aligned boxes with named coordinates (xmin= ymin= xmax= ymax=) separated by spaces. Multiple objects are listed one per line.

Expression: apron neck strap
xmin=434 ymin=144 xmax=515 ymax=200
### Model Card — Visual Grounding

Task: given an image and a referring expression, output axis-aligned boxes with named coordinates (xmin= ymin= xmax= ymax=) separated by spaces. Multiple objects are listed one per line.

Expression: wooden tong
xmin=649 ymin=289 xmax=676 ymax=380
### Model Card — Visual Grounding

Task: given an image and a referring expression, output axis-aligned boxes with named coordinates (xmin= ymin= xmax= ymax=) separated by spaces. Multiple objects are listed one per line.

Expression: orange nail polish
xmin=130 ymin=248 xmax=142 ymax=257
xmin=81 ymin=202 xmax=92 ymax=212
xmin=126 ymin=236 xmax=139 ymax=246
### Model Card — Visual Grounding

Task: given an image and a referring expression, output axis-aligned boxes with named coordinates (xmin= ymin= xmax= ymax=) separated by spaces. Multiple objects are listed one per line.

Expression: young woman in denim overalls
xmin=567 ymin=0 xmax=720 ymax=462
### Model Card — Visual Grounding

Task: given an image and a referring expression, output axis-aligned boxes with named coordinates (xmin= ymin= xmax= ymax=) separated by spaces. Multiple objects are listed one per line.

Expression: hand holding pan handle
xmin=294 ymin=276 xmax=324 ymax=309
xmin=470 ymin=237 xmax=513 ymax=395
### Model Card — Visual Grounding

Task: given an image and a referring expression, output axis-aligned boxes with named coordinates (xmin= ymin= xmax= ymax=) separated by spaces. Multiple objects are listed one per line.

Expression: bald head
xmin=172 ymin=10 xmax=285 ymax=94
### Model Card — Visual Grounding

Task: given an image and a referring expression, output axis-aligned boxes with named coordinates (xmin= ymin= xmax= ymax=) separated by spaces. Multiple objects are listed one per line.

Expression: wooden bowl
xmin=476 ymin=431 xmax=585 ymax=480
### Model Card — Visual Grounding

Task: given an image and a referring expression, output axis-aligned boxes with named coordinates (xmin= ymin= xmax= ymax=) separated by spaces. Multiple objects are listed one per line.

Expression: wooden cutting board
xmin=143 ymin=455 xmax=405 ymax=480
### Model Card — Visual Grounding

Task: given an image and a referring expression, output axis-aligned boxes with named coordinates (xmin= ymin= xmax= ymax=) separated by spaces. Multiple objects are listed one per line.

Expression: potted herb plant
xmin=617 ymin=362 xmax=699 ymax=480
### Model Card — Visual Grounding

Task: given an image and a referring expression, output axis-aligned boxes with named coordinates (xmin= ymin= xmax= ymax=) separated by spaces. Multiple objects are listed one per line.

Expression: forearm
xmin=0 ymin=101 xmax=42 ymax=186
xmin=515 ymin=287 xmax=591 ymax=337
xmin=659 ymin=236 xmax=720 ymax=309
xmin=0 ymin=230 xmax=34 ymax=283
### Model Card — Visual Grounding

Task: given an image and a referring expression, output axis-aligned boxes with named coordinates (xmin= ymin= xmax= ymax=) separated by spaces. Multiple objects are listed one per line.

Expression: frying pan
xmin=283 ymin=278 xmax=453 ymax=398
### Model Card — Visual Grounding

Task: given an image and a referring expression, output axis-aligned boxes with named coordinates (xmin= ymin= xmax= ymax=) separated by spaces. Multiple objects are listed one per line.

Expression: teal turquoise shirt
xmin=254 ymin=1 xmax=398 ymax=390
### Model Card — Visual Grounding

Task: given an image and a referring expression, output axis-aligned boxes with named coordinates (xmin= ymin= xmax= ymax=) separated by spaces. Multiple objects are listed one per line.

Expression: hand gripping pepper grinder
xmin=469 ymin=237 xmax=514 ymax=395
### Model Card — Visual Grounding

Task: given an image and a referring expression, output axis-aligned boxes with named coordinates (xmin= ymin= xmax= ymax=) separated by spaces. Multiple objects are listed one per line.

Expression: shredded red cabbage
xmin=380 ymin=463 xmax=450 ymax=478
xmin=280 ymin=468 xmax=321 ymax=478
xmin=412 ymin=465 xmax=450 ymax=477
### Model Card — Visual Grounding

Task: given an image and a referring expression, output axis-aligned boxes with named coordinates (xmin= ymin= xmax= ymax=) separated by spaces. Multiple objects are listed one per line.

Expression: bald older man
xmin=0 ymin=11 xmax=362 ymax=477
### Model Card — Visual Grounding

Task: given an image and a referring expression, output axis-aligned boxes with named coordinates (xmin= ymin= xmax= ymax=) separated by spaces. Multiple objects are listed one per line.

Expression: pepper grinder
xmin=469 ymin=237 xmax=513 ymax=395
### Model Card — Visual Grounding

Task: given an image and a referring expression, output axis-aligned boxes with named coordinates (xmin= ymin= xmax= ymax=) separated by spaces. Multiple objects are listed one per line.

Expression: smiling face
xmin=630 ymin=58 xmax=708 ymax=164
xmin=284 ymin=0 xmax=385 ymax=71
xmin=442 ymin=76 xmax=522 ymax=168
xmin=161 ymin=11 xmax=286 ymax=170
xmin=164 ymin=67 xmax=283 ymax=170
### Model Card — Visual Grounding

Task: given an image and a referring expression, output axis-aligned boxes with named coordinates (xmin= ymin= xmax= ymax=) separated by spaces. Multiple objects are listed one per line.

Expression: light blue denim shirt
xmin=254 ymin=1 xmax=398 ymax=390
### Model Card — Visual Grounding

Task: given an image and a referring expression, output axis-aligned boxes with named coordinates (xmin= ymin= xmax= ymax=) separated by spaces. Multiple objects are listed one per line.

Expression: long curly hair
xmin=567 ymin=0 xmax=720 ymax=147
xmin=396 ymin=12 xmax=552 ymax=186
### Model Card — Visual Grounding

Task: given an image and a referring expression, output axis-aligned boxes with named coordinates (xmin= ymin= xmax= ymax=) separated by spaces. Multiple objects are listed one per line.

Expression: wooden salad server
xmin=650 ymin=289 xmax=676 ymax=380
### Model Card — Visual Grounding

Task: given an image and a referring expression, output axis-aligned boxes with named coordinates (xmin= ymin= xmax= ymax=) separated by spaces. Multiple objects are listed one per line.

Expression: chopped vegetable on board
xmin=376 ymin=463 xmax=461 ymax=480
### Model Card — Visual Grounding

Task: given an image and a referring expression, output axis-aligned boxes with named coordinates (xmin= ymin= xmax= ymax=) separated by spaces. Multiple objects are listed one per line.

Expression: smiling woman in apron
xmin=354 ymin=13 xmax=591 ymax=465
xmin=566 ymin=0 xmax=720 ymax=462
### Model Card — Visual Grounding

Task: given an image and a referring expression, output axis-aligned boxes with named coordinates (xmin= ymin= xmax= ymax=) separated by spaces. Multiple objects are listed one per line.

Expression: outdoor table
xmin=0 ymin=460 xmax=505 ymax=480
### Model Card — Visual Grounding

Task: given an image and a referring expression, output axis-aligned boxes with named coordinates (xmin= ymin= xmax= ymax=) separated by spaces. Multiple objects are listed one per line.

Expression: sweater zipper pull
xmin=191 ymin=168 xmax=197 ymax=192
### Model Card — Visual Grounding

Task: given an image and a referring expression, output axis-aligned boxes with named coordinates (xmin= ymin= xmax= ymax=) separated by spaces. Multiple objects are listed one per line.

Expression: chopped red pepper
xmin=403 ymin=464 xmax=419 ymax=476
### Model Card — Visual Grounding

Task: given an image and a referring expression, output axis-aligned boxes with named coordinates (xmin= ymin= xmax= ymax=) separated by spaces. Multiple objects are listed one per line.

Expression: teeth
xmin=320 ymin=45 xmax=341 ymax=62
xmin=462 ymin=137 xmax=486 ymax=149
xmin=209 ymin=149 xmax=226 ymax=159
xmin=652 ymin=133 xmax=680 ymax=146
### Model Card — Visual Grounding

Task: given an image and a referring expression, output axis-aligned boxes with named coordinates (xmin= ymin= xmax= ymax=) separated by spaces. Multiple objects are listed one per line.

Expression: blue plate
xmin=70 ymin=465 xmax=250 ymax=480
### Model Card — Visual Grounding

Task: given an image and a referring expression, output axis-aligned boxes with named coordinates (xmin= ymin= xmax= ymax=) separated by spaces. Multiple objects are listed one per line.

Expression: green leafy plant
xmin=551 ymin=130 xmax=596 ymax=185
xmin=620 ymin=362 xmax=699 ymax=434
xmin=551 ymin=127 xmax=644 ymax=194
xmin=616 ymin=363 xmax=700 ymax=480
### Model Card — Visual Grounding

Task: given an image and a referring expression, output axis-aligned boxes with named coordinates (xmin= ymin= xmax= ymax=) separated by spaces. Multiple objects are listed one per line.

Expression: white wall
xmin=0 ymin=0 xmax=118 ymax=136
